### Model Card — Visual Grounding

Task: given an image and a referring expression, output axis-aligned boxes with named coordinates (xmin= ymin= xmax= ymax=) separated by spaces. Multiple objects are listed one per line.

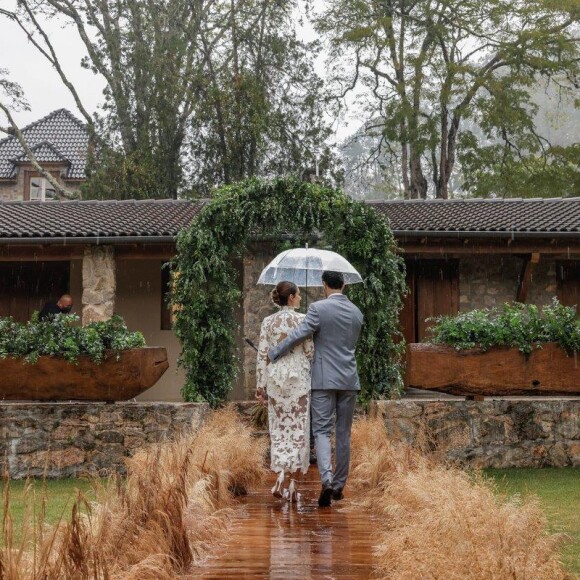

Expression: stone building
xmin=0 ymin=197 xmax=579 ymax=401
xmin=0 ymin=109 xmax=88 ymax=201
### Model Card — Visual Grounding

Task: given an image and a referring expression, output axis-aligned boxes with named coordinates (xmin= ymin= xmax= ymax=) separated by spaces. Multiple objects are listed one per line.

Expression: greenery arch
xmin=171 ymin=177 xmax=406 ymax=406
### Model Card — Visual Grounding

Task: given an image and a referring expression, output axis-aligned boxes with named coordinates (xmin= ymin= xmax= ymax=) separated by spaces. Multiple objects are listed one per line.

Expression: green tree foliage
xmin=0 ymin=66 xmax=28 ymax=115
xmin=9 ymin=1 xmax=336 ymax=199
xmin=12 ymin=0 xmax=229 ymax=198
xmin=318 ymin=0 xmax=579 ymax=199
xmin=81 ymin=149 xmax=161 ymax=200
xmin=171 ymin=177 xmax=406 ymax=406
xmin=187 ymin=0 xmax=338 ymax=196
xmin=461 ymin=144 xmax=580 ymax=198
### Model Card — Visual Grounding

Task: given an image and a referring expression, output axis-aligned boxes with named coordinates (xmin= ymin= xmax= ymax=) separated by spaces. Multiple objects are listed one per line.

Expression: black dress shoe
xmin=318 ymin=484 xmax=333 ymax=507
xmin=332 ymin=488 xmax=344 ymax=501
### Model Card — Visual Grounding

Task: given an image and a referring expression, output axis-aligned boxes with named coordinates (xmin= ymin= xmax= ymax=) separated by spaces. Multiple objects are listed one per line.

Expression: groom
xmin=268 ymin=270 xmax=364 ymax=507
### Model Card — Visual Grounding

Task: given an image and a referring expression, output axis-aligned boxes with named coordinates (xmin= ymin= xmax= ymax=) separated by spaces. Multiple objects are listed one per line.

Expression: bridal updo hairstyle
xmin=271 ymin=281 xmax=298 ymax=306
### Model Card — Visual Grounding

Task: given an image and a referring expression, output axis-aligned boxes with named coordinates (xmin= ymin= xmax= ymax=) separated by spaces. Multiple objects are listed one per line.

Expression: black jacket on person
xmin=39 ymin=302 xmax=70 ymax=321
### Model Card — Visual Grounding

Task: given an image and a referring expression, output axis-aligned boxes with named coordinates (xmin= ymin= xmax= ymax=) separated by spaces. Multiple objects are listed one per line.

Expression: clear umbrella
xmin=257 ymin=246 xmax=363 ymax=307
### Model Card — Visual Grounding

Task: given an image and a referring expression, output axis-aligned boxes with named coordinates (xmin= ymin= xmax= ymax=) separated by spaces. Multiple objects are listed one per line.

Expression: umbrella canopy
xmin=257 ymin=247 xmax=363 ymax=287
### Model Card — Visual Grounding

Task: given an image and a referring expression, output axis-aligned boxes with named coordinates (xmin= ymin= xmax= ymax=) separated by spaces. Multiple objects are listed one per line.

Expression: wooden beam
xmin=398 ymin=243 xmax=580 ymax=256
xmin=114 ymin=244 xmax=176 ymax=260
xmin=517 ymin=253 xmax=540 ymax=303
xmin=0 ymin=243 xmax=177 ymax=261
xmin=0 ymin=246 xmax=85 ymax=261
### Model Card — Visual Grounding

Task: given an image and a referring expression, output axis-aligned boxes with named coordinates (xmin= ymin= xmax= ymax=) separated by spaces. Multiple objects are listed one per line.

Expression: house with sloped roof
xmin=0 ymin=109 xmax=88 ymax=201
xmin=0 ymin=197 xmax=579 ymax=401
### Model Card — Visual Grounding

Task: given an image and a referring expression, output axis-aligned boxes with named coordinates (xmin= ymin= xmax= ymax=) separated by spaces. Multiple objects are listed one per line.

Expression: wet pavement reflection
xmin=188 ymin=467 xmax=378 ymax=579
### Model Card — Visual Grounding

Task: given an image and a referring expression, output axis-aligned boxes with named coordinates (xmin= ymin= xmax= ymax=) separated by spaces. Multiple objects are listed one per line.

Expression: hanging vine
xmin=171 ymin=177 xmax=406 ymax=406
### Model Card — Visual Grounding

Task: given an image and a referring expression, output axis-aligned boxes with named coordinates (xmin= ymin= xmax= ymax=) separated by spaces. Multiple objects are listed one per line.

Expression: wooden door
xmin=0 ymin=262 xmax=70 ymax=322
xmin=557 ymin=261 xmax=580 ymax=314
xmin=401 ymin=260 xmax=459 ymax=343
xmin=416 ymin=261 xmax=459 ymax=341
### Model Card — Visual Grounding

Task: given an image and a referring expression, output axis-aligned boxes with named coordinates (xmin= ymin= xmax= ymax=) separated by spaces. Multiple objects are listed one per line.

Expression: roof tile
xmin=0 ymin=109 xmax=87 ymax=179
xmin=369 ymin=197 xmax=580 ymax=235
xmin=0 ymin=197 xmax=578 ymax=241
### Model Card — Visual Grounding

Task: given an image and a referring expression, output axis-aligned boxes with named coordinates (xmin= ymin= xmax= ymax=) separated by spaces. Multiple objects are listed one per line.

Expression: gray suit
xmin=269 ymin=293 xmax=363 ymax=489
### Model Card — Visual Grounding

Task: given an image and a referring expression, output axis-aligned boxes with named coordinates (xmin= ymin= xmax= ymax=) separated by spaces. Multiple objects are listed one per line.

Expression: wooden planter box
xmin=0 ymin=347 xmax=169 ymax=401
xmin=405 ymin=343 xmax=580 ymax=396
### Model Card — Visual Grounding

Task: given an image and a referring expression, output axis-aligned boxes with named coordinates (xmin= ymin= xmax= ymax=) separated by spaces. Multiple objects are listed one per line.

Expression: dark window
xmin=161 ymin=264 xmax=172 ymax=330
xmin=0 ymin=261 xmax=70 ymax=322
xmin=29 ymin=177 xmax=57 ymax=201
xmin=557 ymin=261 xmax=580 ymax=314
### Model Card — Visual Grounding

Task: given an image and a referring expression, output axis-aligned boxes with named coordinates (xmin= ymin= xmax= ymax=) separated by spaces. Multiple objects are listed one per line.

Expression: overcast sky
xmin=1 ymin=4 xmax=105 ymax=127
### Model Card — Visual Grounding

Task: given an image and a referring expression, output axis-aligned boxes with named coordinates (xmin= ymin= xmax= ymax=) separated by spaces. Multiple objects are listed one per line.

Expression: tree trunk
xmin=409 ymin=147 xmax=428 ymax=199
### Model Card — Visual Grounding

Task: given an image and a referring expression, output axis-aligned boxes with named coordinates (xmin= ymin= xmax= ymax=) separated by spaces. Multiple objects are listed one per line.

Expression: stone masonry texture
xmin=459 ymin=256 xmax=557 ymax=312
xmin=82 ymin=245 xmax=116 ymax=324
xmin=0 ymin=402 xmax=209 ymax=479
xmin=372 ymin=399 xmax=580 ymax=468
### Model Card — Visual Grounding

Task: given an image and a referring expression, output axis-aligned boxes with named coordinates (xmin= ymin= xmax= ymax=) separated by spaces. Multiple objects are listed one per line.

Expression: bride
xmin=256 ymin=281 xmax=313 ymax=503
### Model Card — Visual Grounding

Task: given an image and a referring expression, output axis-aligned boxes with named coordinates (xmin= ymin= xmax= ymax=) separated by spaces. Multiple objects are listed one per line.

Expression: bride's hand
xmin=256 ymin=387 xmax=266 ymax=404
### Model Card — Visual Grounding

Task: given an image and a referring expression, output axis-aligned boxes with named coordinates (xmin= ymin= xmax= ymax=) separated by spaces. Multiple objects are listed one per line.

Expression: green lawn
xmin=0 ymin=479 xmax=94 ymax=546
xmin=485 ymin=468 xmax=580 ymax=577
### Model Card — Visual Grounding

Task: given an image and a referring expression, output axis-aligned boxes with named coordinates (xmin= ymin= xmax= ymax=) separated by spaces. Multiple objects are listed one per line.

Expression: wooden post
xmin=516 ymin=253 xmax=540 ymax=303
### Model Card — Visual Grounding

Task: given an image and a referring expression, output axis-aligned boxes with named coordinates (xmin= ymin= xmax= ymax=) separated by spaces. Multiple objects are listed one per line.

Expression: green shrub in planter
xmin=428 ymin=299 xmax=580 ymax=355
xmin=0 ymin=314 xmax=145 ymax=364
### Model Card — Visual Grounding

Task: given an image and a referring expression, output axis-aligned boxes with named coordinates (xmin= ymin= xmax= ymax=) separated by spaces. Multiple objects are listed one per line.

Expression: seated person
xmin=39 ymin=294 xmax=73 ymax=321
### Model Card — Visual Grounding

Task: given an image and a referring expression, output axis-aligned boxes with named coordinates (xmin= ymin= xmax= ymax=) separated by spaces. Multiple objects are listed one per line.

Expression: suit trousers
xmin=310 ymin=389 xmax=358 ymax=489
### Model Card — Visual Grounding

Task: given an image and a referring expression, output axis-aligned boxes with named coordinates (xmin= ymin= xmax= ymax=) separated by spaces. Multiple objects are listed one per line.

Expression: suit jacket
xmin=268 ymin=294 xmax=364 ymax=390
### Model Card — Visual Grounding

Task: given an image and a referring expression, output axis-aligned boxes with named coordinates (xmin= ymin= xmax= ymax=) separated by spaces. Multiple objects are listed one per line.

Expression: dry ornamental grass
xmin=0 ymin=406 xmax=267 ymax=579
xmin=350 ymin=416 xmax=570 ymax=580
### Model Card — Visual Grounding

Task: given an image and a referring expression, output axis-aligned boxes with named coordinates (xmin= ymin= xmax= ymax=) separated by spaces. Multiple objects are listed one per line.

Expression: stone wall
xmin=242 ymin=244 xmax=276 ymax=398
xmin=372 ymin=399 xmax=579 ymax=468
xmin=0 ymin=171 xmax=83 ymax=201
xmin=459 ymin=256 xmax=557 ymax=312
xmin=82 ymin=245 xmax=116 ymax=324
xmin=0 ymin=175 xmax=24 ymax=201
xmin=0 ymin=402 xmax=209 ymax=479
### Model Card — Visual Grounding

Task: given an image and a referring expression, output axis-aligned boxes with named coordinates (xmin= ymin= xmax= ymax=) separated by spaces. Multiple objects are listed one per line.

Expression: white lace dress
xmin=256 ymin=307 xmax=314 ymax=475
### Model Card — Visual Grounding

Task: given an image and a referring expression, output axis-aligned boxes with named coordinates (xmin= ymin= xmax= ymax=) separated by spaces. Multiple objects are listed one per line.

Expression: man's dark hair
xmin=321 ymin=270 xmax=344 ymax=289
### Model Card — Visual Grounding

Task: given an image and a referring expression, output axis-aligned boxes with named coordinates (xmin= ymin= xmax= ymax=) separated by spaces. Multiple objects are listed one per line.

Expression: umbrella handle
xmin=244 ymin=337 xmax=259 ymax=352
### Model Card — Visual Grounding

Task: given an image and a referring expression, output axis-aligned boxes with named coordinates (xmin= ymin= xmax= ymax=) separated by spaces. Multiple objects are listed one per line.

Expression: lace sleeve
xmin=256 ymin=318 xmax=270 ymax=393
xmin=269 ymin=305 xmax=320 ymax=362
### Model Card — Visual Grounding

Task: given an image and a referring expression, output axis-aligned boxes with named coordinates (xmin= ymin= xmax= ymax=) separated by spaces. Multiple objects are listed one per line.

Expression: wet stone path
xmin=188 ymin=467 xmax=378 ymax=579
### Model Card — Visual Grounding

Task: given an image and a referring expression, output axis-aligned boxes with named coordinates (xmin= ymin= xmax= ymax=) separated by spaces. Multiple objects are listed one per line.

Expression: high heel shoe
xmin=271 ymin=471 xmax=285 ymax=498
xmin=287 ymin=479 xmax=298 ymax=503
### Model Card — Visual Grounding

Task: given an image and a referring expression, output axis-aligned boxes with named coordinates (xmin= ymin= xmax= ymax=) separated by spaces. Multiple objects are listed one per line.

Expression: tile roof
xmin=11 ymin=141 xmax=70 ymax=166
xmin=0 ymin=199 xmax=204 ymax=240
xmin=370 ymin=197 xmax=580 ymax=236
xmin=0 ymin=197 xmax=578 ymax=242
xmin=0 ymin=109 xmax=88 ymax=180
